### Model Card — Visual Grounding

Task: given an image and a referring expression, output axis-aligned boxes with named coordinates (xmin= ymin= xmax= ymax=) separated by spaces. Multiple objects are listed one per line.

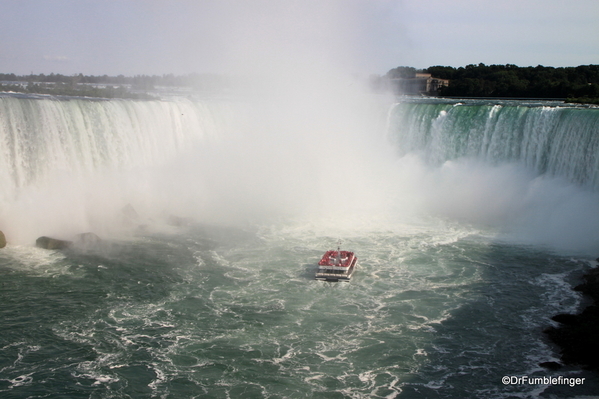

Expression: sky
xmin=0 ymin=0 xmax=598 ymax=77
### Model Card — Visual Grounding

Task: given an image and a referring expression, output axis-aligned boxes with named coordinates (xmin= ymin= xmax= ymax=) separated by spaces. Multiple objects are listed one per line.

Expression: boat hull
xmin=315 ymin=258 xmax=357 ymax=282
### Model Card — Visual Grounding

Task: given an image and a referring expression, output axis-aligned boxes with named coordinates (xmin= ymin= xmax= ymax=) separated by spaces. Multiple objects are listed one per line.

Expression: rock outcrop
xmin=0 ymin=230 xmax=6 ymax=248
xmin=36 ymin=236 xmax=72 ymax=250
xmin=544 ymin=265 xmax=599 ymax=371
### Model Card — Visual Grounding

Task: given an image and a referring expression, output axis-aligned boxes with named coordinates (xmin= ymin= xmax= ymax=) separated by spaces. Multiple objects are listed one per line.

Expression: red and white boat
xmin=315 ymin=244 xmax=357 ymax=282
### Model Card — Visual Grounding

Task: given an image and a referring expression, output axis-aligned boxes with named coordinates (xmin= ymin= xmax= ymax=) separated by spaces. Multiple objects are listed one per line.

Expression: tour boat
xmin=315 ymin=245 xmax=357 ymax=282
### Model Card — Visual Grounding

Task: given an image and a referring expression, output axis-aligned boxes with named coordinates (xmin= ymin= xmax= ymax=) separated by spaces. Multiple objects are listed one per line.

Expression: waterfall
xmin=2 ymin=94 xmax=598 ymax=250
xmin=387 ymin=100 xmax=599 ymax=189
xmin=0 ymin=95 xmax=232 ymax=195
xmin=0 ymin=94 xmax=234 ymax=243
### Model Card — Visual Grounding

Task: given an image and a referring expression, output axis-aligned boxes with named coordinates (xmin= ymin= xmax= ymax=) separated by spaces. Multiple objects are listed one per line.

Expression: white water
xmin=387 ymin=99 xmax=599 ymax=255
xmin=0 ymin=95 xmax=236 ymax=243
xmin=1 ymin=94 xmax=599 ymax=256
xmin=0 ymin=92 xmax=395 ymax=245
xmin=388 ymin=100 xmax=599 ymax=189
xmin=2 ymin=93 xmax=599 ymax=398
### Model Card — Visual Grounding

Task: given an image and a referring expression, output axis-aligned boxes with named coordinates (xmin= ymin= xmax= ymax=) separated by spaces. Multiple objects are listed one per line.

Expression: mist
xmin=386 ymin=154 xmax=599 ymax=255
xmin=2 ymin=1 xmax=598 ymax=259
xmin=0 ymin=1 xmax=398 ymax=242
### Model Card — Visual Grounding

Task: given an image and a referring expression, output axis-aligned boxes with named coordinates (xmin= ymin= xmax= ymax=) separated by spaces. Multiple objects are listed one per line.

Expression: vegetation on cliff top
xmin=428 ymin=64 xmax=599 ymax=100
xmin=372 ymin=64 xmax=599 ymax=104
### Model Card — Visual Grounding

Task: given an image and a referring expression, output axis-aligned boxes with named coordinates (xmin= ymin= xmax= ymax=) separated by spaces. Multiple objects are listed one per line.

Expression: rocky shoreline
xmin=544 ymin=261 xmax=599 ymax=371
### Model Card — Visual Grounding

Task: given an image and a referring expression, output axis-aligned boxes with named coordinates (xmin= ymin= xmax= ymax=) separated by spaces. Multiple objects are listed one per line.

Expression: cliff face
xmin=544 ymin=265 xmax=599 ymax=371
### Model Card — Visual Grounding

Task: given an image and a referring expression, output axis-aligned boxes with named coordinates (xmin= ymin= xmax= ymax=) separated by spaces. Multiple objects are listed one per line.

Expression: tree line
xmin=373 ymin=64 xmax=599 ymax=103
xmin=429 ymin=64 xmax=599 ymax=99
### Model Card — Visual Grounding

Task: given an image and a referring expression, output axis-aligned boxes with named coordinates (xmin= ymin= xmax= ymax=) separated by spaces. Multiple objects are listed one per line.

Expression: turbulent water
xmin=1 ymin=93 xmax=599 ymax=398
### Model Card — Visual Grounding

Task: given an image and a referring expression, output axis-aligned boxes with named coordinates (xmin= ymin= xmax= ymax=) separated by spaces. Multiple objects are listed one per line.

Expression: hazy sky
xmin=1 ymin=0 xmax=598 ymax=76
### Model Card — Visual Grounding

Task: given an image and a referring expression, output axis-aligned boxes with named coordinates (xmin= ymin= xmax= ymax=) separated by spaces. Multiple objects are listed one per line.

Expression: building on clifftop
xmin=390 ymin=73 xmax=449 ymax=95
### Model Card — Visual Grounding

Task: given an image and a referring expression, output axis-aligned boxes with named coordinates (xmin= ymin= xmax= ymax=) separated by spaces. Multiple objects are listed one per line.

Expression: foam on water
xmin=2 ymin=95 xmax=599 ymax=397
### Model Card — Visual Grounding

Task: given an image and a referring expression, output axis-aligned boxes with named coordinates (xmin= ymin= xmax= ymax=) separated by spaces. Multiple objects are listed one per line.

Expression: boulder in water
xmin=36 ymin=236 xmax=72 ymax=250
xmin=0 ymin=231 xmax=6 ymax=248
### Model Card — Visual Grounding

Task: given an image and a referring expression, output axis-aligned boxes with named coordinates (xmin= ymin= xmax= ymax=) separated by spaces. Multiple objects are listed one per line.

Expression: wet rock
xmin=539 ymin=361 xmax=562 ymax=370
xmin=551 ymin=313 xmax=579 ymax=325
xmin=0 ymin=230 xmax=6 ymax=248
xmin=574 ymin=267 xmax=599 ymax=301
xmin=545 ymin=265 xmax=599 ymax=371
xmin=36 ymin=236 xmax=72 ymax=250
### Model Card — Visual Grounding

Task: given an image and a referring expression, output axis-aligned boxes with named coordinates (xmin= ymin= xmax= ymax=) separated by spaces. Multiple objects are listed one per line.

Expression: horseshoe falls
xmin=1 ymin=93 xmax=599 ymax=398
xmin=388 ymin=100 xmax=599 ymax=189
